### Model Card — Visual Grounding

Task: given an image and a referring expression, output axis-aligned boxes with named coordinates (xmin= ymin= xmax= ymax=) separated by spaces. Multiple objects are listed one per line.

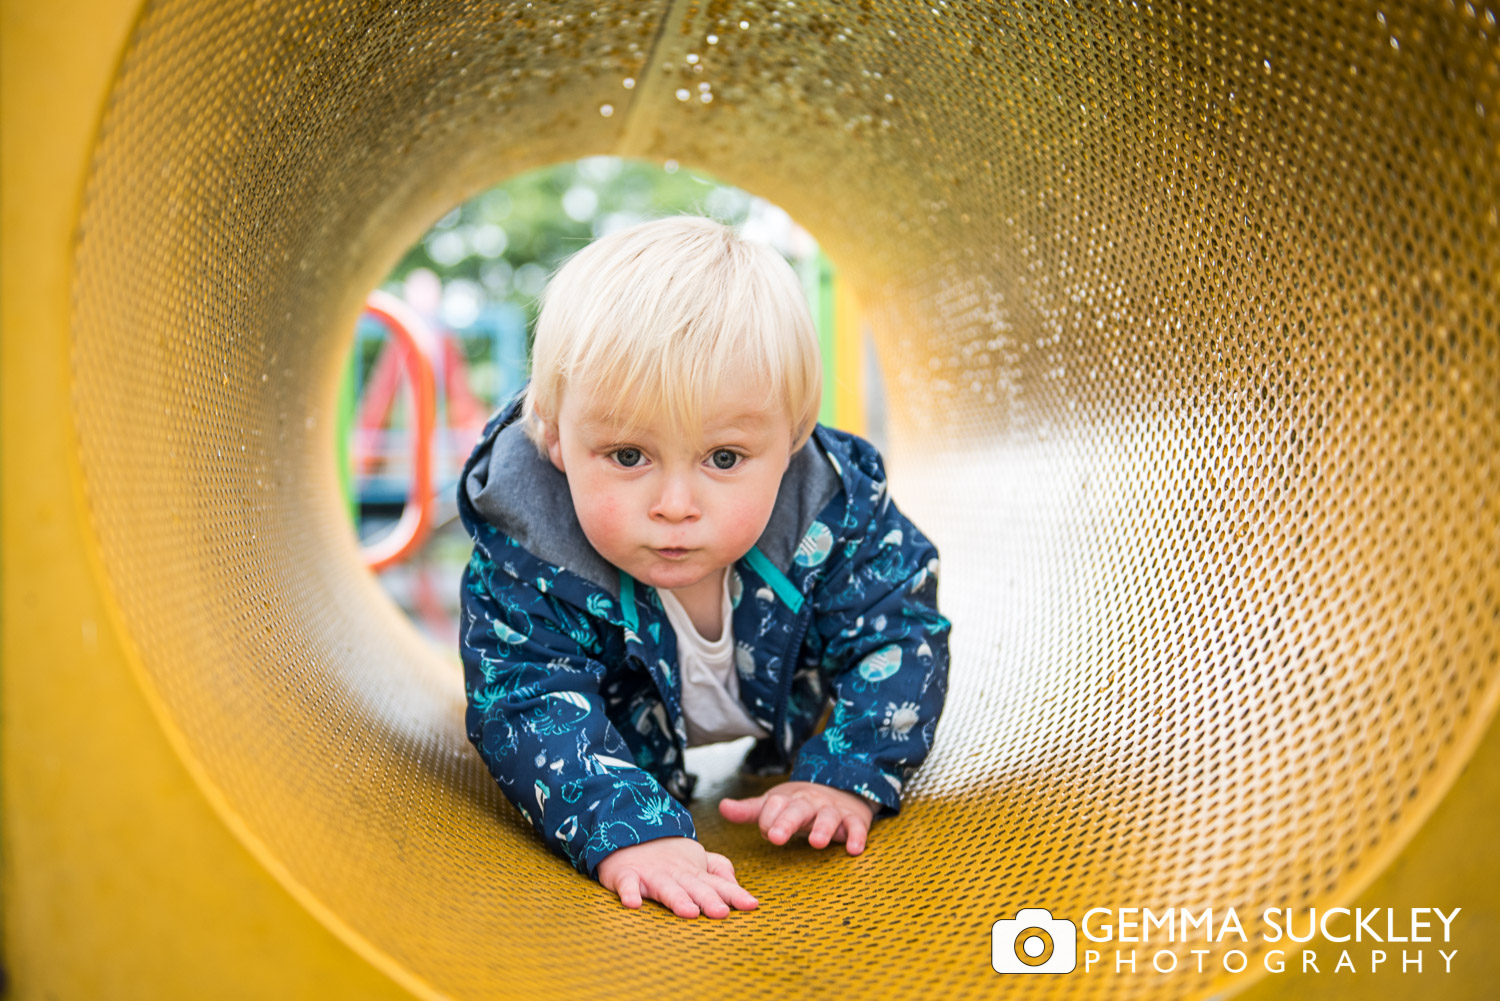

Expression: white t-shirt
xmin=656 ymin=572 xmax=770 ymax=748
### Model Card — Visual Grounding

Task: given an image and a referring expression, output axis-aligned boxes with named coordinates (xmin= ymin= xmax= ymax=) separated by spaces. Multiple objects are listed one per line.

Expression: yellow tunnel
xmin=4 ymin=0 xmax=1497 ymax=998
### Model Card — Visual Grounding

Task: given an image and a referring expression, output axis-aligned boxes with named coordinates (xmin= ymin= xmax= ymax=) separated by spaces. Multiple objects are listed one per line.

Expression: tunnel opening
xmin=63 ymin=0 xmax=1498 ymax=997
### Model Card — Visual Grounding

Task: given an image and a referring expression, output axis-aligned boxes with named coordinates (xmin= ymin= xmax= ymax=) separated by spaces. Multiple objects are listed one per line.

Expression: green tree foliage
xmin=382 ymin=157 xmax=754 ymax=338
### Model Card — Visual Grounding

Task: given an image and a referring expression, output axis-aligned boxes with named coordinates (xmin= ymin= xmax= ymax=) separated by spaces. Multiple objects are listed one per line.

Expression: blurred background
xmin=343 ymin=156 xmax=888 ymax=659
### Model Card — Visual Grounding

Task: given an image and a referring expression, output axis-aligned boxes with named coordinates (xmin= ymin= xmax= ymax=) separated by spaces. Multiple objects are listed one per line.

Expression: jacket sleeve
xmin=460 ymin=549 xmax=697 ymax=879
xmin=790 ymin=465 xmax=952 ymax=819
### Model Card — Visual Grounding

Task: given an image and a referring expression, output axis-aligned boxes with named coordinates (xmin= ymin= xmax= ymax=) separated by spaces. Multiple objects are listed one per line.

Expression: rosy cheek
xmin=585 ymin=489 xmax=627 ymax=543
xmin=726 ymin=500 xmax=769 ymax=544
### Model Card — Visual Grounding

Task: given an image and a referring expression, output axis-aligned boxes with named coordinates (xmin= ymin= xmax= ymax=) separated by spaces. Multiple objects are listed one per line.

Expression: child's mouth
xmin=654 ymin=548 xmax=690 ymax=559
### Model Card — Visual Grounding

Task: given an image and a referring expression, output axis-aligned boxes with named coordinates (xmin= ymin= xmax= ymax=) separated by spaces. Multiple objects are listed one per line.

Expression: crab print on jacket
xmin=456 ymin=387 xmax=951 ymax=880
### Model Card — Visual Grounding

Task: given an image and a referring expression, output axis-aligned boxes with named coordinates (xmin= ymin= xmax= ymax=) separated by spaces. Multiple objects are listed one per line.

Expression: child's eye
xmin=612 ymin=447 xmax=644 ymax=467
xmin=709 ymin=449 xmax=741 ymax=470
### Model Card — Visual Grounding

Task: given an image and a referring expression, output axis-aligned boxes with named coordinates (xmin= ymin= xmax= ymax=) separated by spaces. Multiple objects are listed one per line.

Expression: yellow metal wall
xmin=1 ymin=1 xmax=408 ymax=997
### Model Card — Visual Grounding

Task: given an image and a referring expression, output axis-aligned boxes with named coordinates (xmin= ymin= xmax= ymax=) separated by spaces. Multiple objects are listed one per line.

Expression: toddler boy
xmin=456 ymin=215 xmax=950 ymax=918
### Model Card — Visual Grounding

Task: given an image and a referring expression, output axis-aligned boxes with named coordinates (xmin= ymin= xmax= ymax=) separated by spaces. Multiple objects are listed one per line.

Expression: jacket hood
xmin=459 ymin=388 xmax=844 ymax=602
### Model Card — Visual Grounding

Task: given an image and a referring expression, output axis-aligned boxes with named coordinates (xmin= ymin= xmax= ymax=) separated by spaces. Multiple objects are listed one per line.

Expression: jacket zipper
xmin=626 ymin=551 xmax=812 ymax=762
xmin=772 ymin=607 xmax=813 ymax=759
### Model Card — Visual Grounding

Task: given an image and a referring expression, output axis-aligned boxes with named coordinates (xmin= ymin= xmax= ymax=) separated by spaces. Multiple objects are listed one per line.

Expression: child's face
xmin=544 ymin=380 xmax=795 ymax=595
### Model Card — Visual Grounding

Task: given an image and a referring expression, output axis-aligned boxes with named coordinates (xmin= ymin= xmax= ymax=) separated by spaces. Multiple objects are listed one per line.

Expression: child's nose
xmin=650 ymin=472 xmax=699 ymax=521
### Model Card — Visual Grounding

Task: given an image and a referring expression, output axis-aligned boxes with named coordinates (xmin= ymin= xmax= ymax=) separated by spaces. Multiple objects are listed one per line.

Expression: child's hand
xmin=596 ymin=836 xmax=758 ymax=919
xmin=718 ymin=781 xmax=876 ymax=855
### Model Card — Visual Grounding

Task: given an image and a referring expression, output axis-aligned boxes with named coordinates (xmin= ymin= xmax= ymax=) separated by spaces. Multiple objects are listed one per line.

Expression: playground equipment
xmin=356 ymin=290 xmax=439 ymax=572
xmin=3 ymin=1 xmax=1496 ymax=999
xmin=350 ymin=297 xmax=490 ymax=497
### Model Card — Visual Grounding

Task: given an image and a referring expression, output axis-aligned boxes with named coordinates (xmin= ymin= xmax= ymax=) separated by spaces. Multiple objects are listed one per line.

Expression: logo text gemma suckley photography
xmin=992 ymin=906 xmax=1461 ymax=976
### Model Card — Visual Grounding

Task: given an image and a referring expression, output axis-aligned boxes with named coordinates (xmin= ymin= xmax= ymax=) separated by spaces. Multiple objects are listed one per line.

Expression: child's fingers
xmin=806 ymin=806 xmax=842 ymax=848
xmin=754 ymin=796 xmax=787 ymax=837
xmin=703 ymin=851 xmax=738 ymax=882
xmin=704 ymin=853 xmax=758 ymax=909
xmin=763 ymin=799 xmax=814 ymax=844
xmin=612 ymin=869 xmax=644 ymax=909
xmin=702 ymin=872 xmax=759 ymax=910
xmin=675 ymin=874 xmax=733 ymax=919
xmin=717 ymin=795 xmax=764 ymax=824
xmin=842 ymin=813 xmax=870 ymax=855
xmin=646 ymin=876 xmax=704 ymax=919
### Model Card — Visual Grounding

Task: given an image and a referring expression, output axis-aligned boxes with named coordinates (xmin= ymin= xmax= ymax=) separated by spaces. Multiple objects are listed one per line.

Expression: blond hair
xmin=522 ymin=215 xmax=822 ymax=455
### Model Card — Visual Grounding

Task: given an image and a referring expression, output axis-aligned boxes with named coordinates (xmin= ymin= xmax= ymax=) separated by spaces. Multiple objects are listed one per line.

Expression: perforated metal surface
xmin=70 ymin=1 xmax=1498 ymax=998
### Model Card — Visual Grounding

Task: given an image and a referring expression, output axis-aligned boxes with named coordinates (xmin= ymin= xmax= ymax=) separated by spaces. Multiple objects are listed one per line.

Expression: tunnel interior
xmin=69 ymin=1 xmax=1498 ymax=998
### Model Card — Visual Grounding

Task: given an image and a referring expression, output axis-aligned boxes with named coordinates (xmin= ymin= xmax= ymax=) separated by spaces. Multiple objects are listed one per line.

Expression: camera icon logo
xmin=992 ymin=908 xmax=1078 ymax=974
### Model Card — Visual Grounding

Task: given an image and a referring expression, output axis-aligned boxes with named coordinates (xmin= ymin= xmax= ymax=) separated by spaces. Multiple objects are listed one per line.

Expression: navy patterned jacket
xmin=456 ymin=387 xmax=951 ymax=879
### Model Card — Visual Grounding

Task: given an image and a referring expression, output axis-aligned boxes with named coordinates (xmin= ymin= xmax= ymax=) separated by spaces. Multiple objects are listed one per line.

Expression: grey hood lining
xmin=464 ymin=410 xmax=844 ymax=600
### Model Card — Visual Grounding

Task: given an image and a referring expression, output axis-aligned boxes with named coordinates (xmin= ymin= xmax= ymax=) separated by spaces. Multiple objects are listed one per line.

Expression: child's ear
xmin=542 ymin=422 xmax=565 ymax=473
